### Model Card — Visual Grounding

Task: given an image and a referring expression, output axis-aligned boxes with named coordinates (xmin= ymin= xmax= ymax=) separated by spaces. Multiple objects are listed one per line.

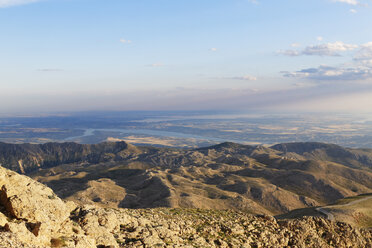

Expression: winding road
xmin=316 ymin=195 xmax=372 ymax=221
xmin=315 ymin=207 xmax=335 ymax=221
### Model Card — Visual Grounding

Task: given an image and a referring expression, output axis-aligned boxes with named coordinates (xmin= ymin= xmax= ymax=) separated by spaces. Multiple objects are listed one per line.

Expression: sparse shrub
xmin=48 ymin=194 xmax=56 ymax=200
xmin=51 ymin=237 xmax=66 ymax=248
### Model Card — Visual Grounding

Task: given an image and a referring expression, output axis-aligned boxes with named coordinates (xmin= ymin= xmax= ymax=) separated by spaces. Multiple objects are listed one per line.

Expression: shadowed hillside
xmin=1 ymin=166 xmax=371 ymax=247
xmin=272 ymin=142 xmax=372 ymax=169
xmin=277 ymin=193 xmax=372 ymax=228
xmin=0 ymin=141 xmax=371 ymax=215
xmin=0 ymin=141 xmax=130 ymax=173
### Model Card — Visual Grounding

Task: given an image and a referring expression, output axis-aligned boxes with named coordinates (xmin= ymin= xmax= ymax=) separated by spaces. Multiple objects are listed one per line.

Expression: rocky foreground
xmin=0 ymin=166 xmax=371 ymax=248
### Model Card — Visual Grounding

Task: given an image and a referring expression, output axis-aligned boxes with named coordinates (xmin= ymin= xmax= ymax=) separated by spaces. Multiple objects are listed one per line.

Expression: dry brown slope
xmin=0 ymin=141 xmax=371 ymax=215
xmin=30 ymin=142 xmax=372 ymax=215
xmin=278 ymin=193 xmax=372 ymax=228
xmin=0 ymin=165 xmax=372 ymax=248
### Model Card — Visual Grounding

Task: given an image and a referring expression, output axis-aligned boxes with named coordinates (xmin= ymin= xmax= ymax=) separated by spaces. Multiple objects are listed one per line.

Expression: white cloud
xmin=282 ymin=64 xmax=372 ymax=81
xmin=0 ymin=0 xmax=42 ymax=8
xmin=332 ymin=0 xmax=359 ymax=5
xmin=210 ymin=48 xmax=218 ymax=52
xmin=281 ymin=42 xmax=372 ymax=81
xmin=354 ymin=42 xmax=372 ymax=66
xmin=277 ymin=50 xmax=300 ymax=57
xmin=332 ymin=0 xmax=369 ymax=7
xmin=120 ymin=39 xmax=132 ymax=44
xmin=350 ymin=8 xmax=357 ymax=13
xmin=227 ymin=75 xmax=257 ymax=81
xmin=279 ymin=41 xmax=358 ymax=57
xmin=291 ymin=43 xmax=301 ymax=48
xmin=317 ymin=36 xmax=324 ymax=41
xmin=303 ymin=42 xmax=357 ymax=56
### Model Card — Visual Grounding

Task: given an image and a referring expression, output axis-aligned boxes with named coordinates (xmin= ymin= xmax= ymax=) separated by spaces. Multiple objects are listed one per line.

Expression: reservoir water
xmin=64 ymin=128 xmax=250 ymax=144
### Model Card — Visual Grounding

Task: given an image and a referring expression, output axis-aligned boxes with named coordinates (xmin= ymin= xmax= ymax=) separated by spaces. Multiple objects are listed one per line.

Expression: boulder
xmin=0 ymin=167 xmax=71 ymax=246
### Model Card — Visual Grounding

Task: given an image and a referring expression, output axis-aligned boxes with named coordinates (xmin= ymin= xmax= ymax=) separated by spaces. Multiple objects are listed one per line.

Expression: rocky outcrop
xmin=0 ymin=166 xmax=79 ymax=247
xmin=0 ymin=165 xmax=371 ymax=247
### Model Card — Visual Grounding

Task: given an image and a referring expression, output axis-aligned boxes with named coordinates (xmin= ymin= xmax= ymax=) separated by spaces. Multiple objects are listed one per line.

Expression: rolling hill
xmin=0 ymin=141 xmax=371 ymax=216
xmin=277 ymin=193 xmax=372 ymax=228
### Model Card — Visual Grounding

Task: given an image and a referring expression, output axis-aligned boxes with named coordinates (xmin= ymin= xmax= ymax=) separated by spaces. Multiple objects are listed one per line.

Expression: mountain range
xmin=0 ymin=141 xmax=371 ymax=218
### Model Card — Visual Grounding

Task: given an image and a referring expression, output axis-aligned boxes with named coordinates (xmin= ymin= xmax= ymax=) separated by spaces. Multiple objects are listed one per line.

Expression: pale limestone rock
xmin=64 ymin=235 xmax=96 ymax=248
xmin=73 ymin=206 xmax=120 ymax=248
xmin=0 ymin=168 xmax=69 ymax=224
xmin=0 ymin=211 xmax=8 ymax=227
xmin=0 ymin=166 xmax=372 ymax=248
xmin=0 ymin=232 xmax=38 ymax=248
xmin=0 ymin=167 xmax=71 ymax=246
xmin=65 ymin=200 xmax=78 ymax=213
xmin=4 ymin=222 xmax=38 ymax=245
xmin=231 ymin=225 xmax=245 ymax=235
xmin=74 ymin=235 xmax=96 ymax=248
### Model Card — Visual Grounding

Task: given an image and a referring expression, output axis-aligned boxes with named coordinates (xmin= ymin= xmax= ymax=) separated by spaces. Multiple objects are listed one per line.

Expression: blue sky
xmin=1 ymin=0 xmax=372 ymax=113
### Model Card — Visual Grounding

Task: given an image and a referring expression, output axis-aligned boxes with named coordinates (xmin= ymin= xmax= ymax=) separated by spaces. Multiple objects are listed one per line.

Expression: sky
xmin=1 ymin=0 xmax=372 ymax=114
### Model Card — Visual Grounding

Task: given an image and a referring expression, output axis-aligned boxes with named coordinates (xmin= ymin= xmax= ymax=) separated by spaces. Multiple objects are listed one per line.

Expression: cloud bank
xmin=332 ymin=0 xmax=359 ymax=5
xmin=281 ymin=42 xmax=372 ymax=81
xmin=279 ymin=41 xmax=358 ymax=57
xmin=2 ymin=83 xmax=372 ymax=113
xmin=227 ymin=75 xmax=257 ymax=81
xmin=120 ymin=39 xmax=132 ymax=44
xmin=282 ymin=65 xmax=372 ymax=81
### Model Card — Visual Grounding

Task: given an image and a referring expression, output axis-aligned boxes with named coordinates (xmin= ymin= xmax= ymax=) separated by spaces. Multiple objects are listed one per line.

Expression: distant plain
xmin=1 ymin=111 xmax=372 ymax=148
